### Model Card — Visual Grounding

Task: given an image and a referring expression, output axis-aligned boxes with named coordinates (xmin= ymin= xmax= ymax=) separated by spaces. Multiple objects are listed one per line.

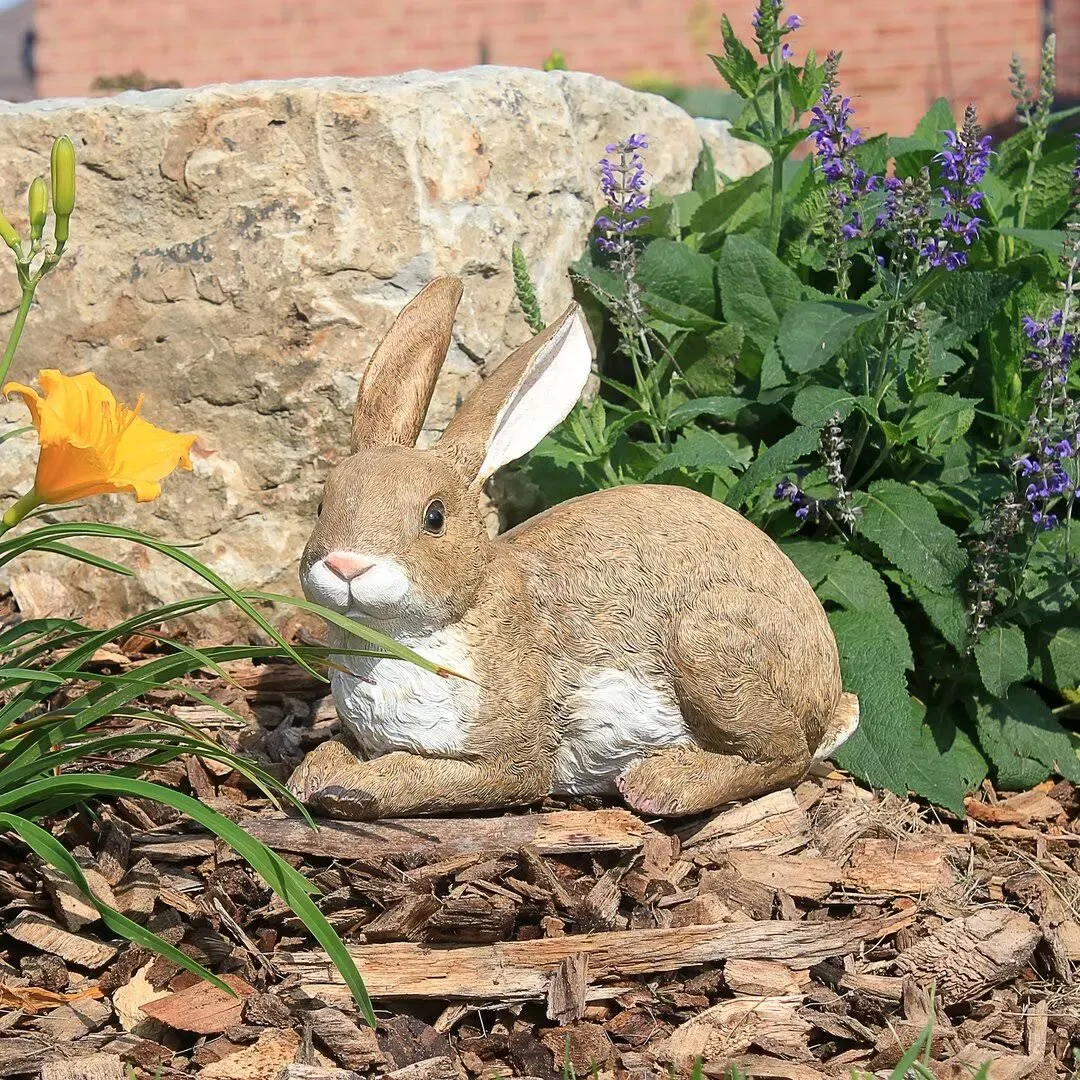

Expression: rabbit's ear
xmin=438 ymin=302 xmax=591 ymax=487
xmin=351 ymin=276 xmax=463 ymax=451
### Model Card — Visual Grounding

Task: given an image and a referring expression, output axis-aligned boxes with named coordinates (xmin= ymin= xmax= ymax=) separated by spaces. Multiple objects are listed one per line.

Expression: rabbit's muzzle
xmin=302 ymin=550 xmax=412 ymax=619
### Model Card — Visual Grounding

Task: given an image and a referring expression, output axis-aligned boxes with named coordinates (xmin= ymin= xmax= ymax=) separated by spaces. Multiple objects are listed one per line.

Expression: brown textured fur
xmin=287 ymin=277 xmax=857 ymax=820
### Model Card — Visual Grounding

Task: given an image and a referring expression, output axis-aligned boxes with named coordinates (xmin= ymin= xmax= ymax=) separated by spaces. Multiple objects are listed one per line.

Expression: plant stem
xmin=0 ymin=285 xmax=36 ymax=389
xmin=767 ymin=69 xmax=785 ymax=253
xmin=0 ymin=490 xmax=42 ymax=534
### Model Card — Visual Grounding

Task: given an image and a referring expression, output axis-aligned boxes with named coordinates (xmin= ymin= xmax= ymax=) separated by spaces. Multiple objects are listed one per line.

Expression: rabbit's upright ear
xmin=438 ymin=302 xmax=591 ymax=488
xmin=351 ymin=276 xmax=463 ymax=451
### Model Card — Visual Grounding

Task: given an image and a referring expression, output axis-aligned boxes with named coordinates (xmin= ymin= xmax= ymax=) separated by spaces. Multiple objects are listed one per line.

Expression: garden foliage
xmin=0 ymin=136 xmax=452 ymax=1019
xmin=520 ymin=5 xmax=1080 ymax=812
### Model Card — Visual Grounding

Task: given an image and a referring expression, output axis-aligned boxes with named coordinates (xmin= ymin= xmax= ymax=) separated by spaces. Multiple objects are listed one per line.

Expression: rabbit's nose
xmin=324 ymin=551 xmax=375 ymax=582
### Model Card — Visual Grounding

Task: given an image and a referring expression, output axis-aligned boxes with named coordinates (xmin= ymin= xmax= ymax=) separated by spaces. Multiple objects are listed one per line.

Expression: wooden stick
xmin=133 ymin=808 xmax=655 ymax=863
xmin=278 ymin=911 xmax=912 ymax=1003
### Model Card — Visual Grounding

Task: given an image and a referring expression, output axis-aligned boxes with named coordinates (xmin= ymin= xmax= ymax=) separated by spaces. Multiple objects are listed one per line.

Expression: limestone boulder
xmin=0 ymin=67 xmax=761 ymax=631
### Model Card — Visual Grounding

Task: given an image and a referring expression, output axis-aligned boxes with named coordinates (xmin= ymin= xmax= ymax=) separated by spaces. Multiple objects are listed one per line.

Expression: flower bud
xmin=28 ymin=177 xmax=47 ymax=243
xmin=50 ymin=136 xmax=75 ymax=248
xmin=0 ymin=206 xmax=19 ymax=251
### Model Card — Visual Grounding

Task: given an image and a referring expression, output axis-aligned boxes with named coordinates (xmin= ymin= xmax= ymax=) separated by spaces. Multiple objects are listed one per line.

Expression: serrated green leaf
xmin=994 ymin=227 xmax=1069 ymax=256
xmin=986 ymin=287 xmax=1036 ymax=422
xmin=995 ymin=105 xmax=1080 ymax=175
xmin=857 ymin=480 xmax=967 ymax=591
xmin=709 ymin=15 xmax=761 ymax=98
xmin=890 ymin=98 xmax=954 ymax=178
xmin=927 ymin=268 xmax=1028 ymax=349
xmin=642 ymin=291 xmax=724 ymax=332
xmin=782 ymin=543 xmax=912 ymax=670
xmin=691 ymin=167 xmax=770 ymax=235
xmin=667 ymin=395 xmax=749 ymax=426
xmin=790 ymin=385 xmax=865 ymax=428
xmin=909 ymin=580 xmax=970 ymax=653
xmin=904 ymin=392 xmax=978 ymax=452
xmin=1046 ymin=626 xmax=1080 ymax=691
xmin=725 ymin=424 xmax=821 ymax=508
xmin=777 ymin=301 xmax=877 ymax=374
xmin=692 ymin=140 xmax=717 ymax=199
xmin=829 ymin=609 xmax=917 ymax=794
xmin=672 ymin=191 xmax=704 ymax=229
xmin=718 ymin=234 xmax=803 ymax=350
xmin=1021 ymin=143 xmax=1077 ymax=229
xmin=643 ymin=429 xmax=744 ymax=480
xmin=906 ymin=718 xmax=988 ymax=816
xmin=637 ymin=239 xmax=719 ymax=316
xmin=976 ymin=686 xmax=1080 ymax=789
xmin=759 ymin=342 xmax=787 ymax=392
xmin=638 ymin=198 xmax=678 ymax=240
xmin=973 ymin=624 xmax=1029 ymax=698
xmin=852 ymin=133 xmax=889 ymax=178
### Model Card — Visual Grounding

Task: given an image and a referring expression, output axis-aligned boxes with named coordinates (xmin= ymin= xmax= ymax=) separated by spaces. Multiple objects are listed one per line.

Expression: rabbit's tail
xmin=812 ymin=692 xmax=860 ymax=762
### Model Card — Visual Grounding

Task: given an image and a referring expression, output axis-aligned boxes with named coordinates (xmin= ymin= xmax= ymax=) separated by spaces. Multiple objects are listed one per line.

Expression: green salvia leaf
xmin=856 ymin=480 xmax=967 ymax=592
xmin=708 ymin=15 xmax=761 ymax=100
xmin=725 ymin=425 xmax=821 ymax=509
xmin=692 ymin=140 xmax=717 ymax=200
xmin=643 ymin=429 xmax=744 ymax=481
xmin=975 ymin=686 xmax=1080 ymax=788
xmin=717 ymin=234 xmax=802 ymax=351
xmin=973 ymin=623 xmax=1029 ymax=698
xmin=828 ymin=609 xmax=919 ymax=795
xmin=777 ymin=301 xmax=877 ymax=374
xmin=637 ymin=239 xmax=719 ymax=317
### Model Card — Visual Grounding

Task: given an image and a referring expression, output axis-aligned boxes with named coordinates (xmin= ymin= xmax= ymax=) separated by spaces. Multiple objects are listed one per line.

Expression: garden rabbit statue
xmin=287 ymin=276 xmax=859 ymax=820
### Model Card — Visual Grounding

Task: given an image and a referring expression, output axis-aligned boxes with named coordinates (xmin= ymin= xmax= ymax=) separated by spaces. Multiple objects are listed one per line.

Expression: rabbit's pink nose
xmin=324 ymin=552 xmax=375 ymax=581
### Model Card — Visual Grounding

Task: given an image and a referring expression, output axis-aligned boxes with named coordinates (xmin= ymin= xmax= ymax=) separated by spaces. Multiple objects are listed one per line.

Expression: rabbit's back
xmin=503 ymin=484 xmax=842 ymax=784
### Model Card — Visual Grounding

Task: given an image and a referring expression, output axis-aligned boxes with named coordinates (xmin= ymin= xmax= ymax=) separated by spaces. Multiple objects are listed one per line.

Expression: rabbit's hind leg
xmin=616 ymin=744 xmax=807 ymax=817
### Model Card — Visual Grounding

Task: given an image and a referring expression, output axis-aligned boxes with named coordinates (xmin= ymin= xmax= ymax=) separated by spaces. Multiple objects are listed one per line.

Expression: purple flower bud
xmin=781 ymin=43 xmax=794 ymax=61
xmin=784 ymin=13 xmax=802 ymax=28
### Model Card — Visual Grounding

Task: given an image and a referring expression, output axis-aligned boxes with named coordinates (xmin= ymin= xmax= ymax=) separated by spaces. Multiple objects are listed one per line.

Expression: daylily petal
xmin=114 ymin=413 xmax=196 ymax=485
xmin=2 ymin=381 xmax=47 ymax=429
xmin=4 ymin=369 xmax=196 ymax=507
xmin=34 ymin=440 xmax=112 ymax=505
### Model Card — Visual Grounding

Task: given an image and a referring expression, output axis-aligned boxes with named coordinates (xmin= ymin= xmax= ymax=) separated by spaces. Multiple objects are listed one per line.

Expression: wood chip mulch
xmin=1 ymin=656 xmax=1078 ymax=1080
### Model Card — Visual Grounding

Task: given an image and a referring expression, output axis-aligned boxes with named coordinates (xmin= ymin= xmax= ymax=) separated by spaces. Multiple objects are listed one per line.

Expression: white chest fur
xmin=554 ymin=668 xmax=691 ymax=795
xmin=329 ymin=623 xmax=480 ymax=758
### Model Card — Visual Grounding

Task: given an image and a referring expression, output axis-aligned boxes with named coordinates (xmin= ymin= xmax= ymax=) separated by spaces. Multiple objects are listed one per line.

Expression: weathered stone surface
xmin=0 ymin=68 xmax=761 ymax=627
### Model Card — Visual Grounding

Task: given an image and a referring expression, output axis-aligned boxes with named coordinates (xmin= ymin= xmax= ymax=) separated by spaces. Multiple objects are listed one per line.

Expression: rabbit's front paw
xmin=287 ymin=739 xmax=382 ymax=820
xmin=616 ymin=763 xmax=683 ymax=818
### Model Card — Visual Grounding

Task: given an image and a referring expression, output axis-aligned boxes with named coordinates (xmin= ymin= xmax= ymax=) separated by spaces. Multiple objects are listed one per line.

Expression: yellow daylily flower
xmin=3 ymin=369 xmax=196 ymax=505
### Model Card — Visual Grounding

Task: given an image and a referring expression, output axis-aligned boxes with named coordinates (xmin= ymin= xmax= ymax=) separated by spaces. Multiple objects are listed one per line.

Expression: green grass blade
xmin=249 ymin=591 xmax=468 ymax=678
xmin=0 ymin=811 xmax=232 ymax=994
xmin=32 ymin=541 xmax=137 ymax=576
xmin=0 ymin=774 xmax=372 ymax=1023
xmin=0 ymin=667 xmax=67 ymax=687
xmin=0 ymin=523 xmax=321 ymax=678
xmin=0 ymin=618 xmax=85 ymax=654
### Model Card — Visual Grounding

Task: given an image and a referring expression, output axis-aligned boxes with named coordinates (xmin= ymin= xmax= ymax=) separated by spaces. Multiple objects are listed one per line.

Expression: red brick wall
xmin=35 ymin=0 xmax=1050 ymax=138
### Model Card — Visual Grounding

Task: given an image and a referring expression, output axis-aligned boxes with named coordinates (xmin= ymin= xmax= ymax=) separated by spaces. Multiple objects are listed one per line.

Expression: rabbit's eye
xmin=423 ymin=499 xmax=446 ymax=535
